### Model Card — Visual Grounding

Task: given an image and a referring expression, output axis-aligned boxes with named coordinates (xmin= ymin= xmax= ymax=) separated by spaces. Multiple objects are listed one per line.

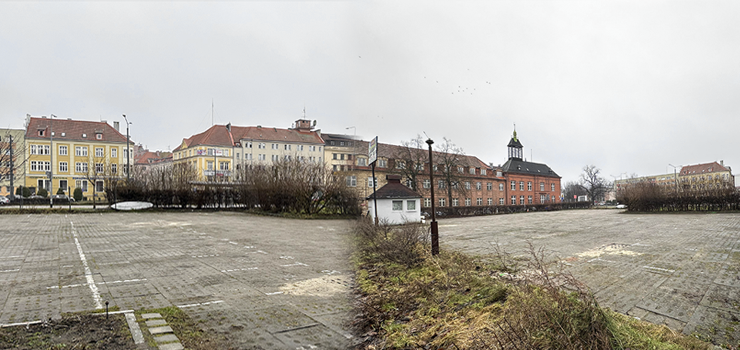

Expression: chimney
xmin=295 ymin=119 xmax=312 ymax=131
xmin=226 ymin=122 xmax=231 ymax=132
xmin=720 ymin=160 xmax=724 ymax=166
xmin=114 ymin=121 xmax=120 ymax=132
xmin=386 ymin=174 xmax=402 ymax=183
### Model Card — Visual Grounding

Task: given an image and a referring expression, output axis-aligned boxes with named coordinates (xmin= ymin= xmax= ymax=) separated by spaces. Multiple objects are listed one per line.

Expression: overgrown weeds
xmin=351 ymin=220 xmax=712 ymax=349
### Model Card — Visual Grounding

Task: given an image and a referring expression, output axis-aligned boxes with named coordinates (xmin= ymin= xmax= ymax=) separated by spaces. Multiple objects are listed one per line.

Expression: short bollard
xmin=105 ymin=301 xmax=109 ymax=320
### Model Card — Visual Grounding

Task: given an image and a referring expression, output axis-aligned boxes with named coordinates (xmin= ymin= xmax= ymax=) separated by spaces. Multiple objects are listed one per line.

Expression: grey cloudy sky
xmin=2 ymin=1 xmax=739 ymax=183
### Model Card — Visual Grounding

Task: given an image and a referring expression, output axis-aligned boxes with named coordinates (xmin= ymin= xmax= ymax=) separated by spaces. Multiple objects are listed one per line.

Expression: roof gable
xmin=25 ymin=117 xmax=128 ymax=143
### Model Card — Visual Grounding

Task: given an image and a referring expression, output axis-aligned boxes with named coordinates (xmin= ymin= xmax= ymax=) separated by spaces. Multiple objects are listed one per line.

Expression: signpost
xmin=369 ymin=137 xmax=378 ymax=225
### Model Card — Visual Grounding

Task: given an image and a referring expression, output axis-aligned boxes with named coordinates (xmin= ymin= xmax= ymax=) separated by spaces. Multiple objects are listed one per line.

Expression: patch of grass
xmin=351 ymin=221 xmax=713 ymax=349
xmin=136 ymin=306 xmax=233 ymax=350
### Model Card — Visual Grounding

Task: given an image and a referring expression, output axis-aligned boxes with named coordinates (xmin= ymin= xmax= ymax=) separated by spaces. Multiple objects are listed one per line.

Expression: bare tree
xmin=393 ymin=135 xmax=427 ymax=191
xmin=578 ymin=165 xmax=611 ymax=203
xmin=562 ymin=181 xmax=588 ymax=202
xmin=435 ymin=137 xmax=467 ymax=206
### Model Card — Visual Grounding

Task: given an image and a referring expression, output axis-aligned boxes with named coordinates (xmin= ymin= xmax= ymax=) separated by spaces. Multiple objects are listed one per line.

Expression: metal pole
xmin=371 ymin=163 xmax=378 ymax=225
xmin=426 ymin=138 xmax=439 ymax=256
xmin=123 ymin=115 xmax=130 ymax=181
xmin=50 ymin=115 xmax=54 ymax=208
xmin=8 ymin=135 xmax=13 ymax=201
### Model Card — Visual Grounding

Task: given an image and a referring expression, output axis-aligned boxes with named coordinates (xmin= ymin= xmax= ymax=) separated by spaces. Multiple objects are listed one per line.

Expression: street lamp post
xmin=668 ymin=164 xmax=681 ymax=192
xmin=426 ymin=138 xmax=439 ymax=256
xmin=122 ymin=114 xmax=131 ymax=181
xmin=49 ymin=114 xmax=57 ymax=208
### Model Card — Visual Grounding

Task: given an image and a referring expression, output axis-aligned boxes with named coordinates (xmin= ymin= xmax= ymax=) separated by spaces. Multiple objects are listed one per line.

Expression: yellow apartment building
xmin=24 ymin=116 xmax=131 ymax=200
xmin=173 ymin=119 xmax=325 ymax=182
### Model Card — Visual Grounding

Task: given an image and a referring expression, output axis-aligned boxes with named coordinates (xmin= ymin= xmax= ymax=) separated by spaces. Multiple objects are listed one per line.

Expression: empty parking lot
xmin=1 ymin=210 xmax=738 ymax=348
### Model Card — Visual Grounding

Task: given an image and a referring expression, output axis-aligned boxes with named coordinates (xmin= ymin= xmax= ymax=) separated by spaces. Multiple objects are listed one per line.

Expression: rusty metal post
xmin=426 ymin=138 xmax=439 ymax=256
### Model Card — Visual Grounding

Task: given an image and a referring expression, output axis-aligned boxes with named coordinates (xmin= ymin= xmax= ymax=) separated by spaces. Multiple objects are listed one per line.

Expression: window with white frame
xmin=423 ymin=179 xmax=430 ymax=188
xmin=246 ymin=153 xmax=252 ymax=160
xmin=75 ymin=162 xmax=88 ymax=173
xmin=76 ymin=146 xmax=88 ymax=156
xmin=357 ymin=157 xmax=367 ymax=166
xmin=59 ymin=179 xmax=68 ymax=192
xmin=487 ymin=198 xmax=493 ymax=206
xmin=438 ymin=180 xmax=445 ymax=189
xmin=424 ymin=198 xmax=431 ymax=207
xmin=551 ymin=183 xmax=555 ymax=191
xmin=481 ymin=168 xmax=486 ymax=175
xmin=309 ymin=145 xmax=316 ymax=152
xmin=465 ymin=182 xmax=471 ymax=190
xmin=519 ymin=181 xmax=524 ymax=191
xmin=207 ymin=161 xmax=214 ymax=170
xmin=511 ymin=196 xmax=516 ymax=205
xmin=465 ymin=198 xmax=471 ymax=206
xmin=95 ymin=163 xmax=103 ymax=173
xmin=346 ymin=175 xmax=357 ymax=187
xmin=439 ymin=198 xmax=446 ymax=207
xmin=527 ymin=182 xmax=532 ymax=191
xmin=298 ymin=145 xmax=303 ymax=151
xmin=59 ymin=162 xmax=68 ymax=172
xmin=407 ymin=200 xmax=416 ymax=211
xmin=476 ymin=182 xmax=481 ymax=190
xmin=540 ymin=182 xmax=545 ymax=191
xmin=392 ymin=200 xmax=403 ymax=211
xmin=30 ymin=144 xmax=37 ymax=155
xmin=396 ymin=161 xmax=405 ymax=169
xmin=59 ymin=145 xmax=68 ymax=156
xmin=111 ymin=164 xmax=117 ymax=173
xmin=487 ymin=182 xmax=492 ymax=191
xmin=469 ymin=168 xmax=475 ymax=174
xmin=284 ymin=144 xmax=291 ymax=150
xmin=30 ymin=161 xmax=38 ymax=171
xmin=477 ymin=198 xmax=482 ymax=206
xmin=95 ymin=147 xmax=104 ymax=157
xmin=284 ymin=155 xmax=291 ymax=161
xmin=378 ymin=159 xmax=387 ymax=168
xmin=528 ymin=196 xmax=533 ymax=204
xmin=367 ymin=177 xmax=377 ymax=188
xmin=246 ymin=141 xmax=252 ymax=148
xmin=271 ymin=155 xmax=279 ymax=161
xmin=272 ymin=143 xmax=279 ymax=149
xmin=220 ymin=162 xmax=229 ymax=170
xmin=540 ymin=194 xmax=546 ymax=203
xmin=499 ymin=198 xmax=504 ymax=205
xmin=519 ymin=196 xmax=525 ymax=205
xmin=499 ymin=183 xmax=504 ymax=191
xmin=259 ymin=143 xmax=266 ymax=149
xmin=96 ymin=180 xmax=104 ymax=192
xmin=259 ymin=154 xmax=266 ymax=161
xmin=511 ymin=181 xmax=516 ymax=190
xmin=452 ymin=198 xmax=459 ymax=207
xmin=76 ymin=180 xmax=88 ymax=192
xmin=458 ymin=166 xmax=464 ymax=173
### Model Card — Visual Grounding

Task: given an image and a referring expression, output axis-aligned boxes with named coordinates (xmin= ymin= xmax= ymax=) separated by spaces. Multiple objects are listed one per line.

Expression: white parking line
xmin=177 ymin=300 xmax=224 ymax=308
xmin=71 ymin=221 xmax=103 ymax=309
xmin=221 ymin=267 xmax=258 ymax=272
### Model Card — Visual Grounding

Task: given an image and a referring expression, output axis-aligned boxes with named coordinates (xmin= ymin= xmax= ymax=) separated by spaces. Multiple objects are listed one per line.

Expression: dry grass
xmin=351 ymin=221 xmax=713 ymax=350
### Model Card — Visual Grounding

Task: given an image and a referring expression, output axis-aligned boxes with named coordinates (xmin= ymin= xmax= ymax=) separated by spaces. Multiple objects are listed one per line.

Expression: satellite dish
xmin=111 ymin=201 xmax=154 ymax=211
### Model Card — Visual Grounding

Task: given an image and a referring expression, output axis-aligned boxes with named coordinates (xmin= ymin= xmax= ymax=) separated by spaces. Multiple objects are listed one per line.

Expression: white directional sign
xmin=368 ymin=136 xmax=378 ymax=165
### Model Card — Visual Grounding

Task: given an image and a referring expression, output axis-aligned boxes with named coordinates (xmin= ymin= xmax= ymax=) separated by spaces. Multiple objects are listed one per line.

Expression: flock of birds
xmin=424 ymin=75 xmax=494 ymax=96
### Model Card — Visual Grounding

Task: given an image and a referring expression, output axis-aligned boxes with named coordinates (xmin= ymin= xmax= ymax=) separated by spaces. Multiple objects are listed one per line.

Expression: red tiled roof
xmin=135 ymin=151 xmax=172 ymax=165
xmin=174 ymin=124 xmax=324 ymax=151
xmin=25 ymin=117 xmax=128 ymax=143
xmin=679 ymin=162 xmax=730 ymax=176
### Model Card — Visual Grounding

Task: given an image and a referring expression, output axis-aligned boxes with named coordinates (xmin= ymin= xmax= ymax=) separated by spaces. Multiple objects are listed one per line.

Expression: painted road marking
xmin=177 ymin=300 xmax=224 ymax=308
xmin=0 ymin=269 xmax=20 ymax=273
xmin=47 ymin=278 xmax=147 ymax=290
xmin=281 ymin=262 xmax=308 ymax=267
xmin=71 ymin=221 xmax=103 ymax=309
xmin=221 ymin=267 xmax=258 ymax=272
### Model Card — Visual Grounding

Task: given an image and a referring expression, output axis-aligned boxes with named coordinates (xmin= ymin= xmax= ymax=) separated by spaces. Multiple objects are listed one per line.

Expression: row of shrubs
xmin=422 ymin=202 xmax=592 ymax=217
xmin=617 ymin=181 xmax=740 ymax=212
xmin=107 ymin=159 xmax=362 ymax=215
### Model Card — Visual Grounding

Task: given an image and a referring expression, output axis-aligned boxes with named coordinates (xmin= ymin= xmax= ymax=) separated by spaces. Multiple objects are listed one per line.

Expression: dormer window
xmin=96 ymin=133 xmax=102 ymax=140
xmin=61 ymin=132 xmax=66 ymax=137
xmin=38 ymin=130 xmax=45 ymax=137
xmin=82 ymin=133 xmax=87 ymax=138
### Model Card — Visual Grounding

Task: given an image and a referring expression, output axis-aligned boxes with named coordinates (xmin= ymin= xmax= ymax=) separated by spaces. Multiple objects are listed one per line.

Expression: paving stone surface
xmin=2 ymin=210 xmax=736 ymax=347
xmin=149 ymin=325 xmax=174 ymax=334
xmin=154 ymin=333 xmax=179 ymax=343
xmin=158 ymin=343 xmax=184 ymax=350
xmin=141 ymin=313 xmax=163 ymax=319
xmin=439 ymin=209 xmax=740 ymax=347
xmin=0 ymin=212 xmax=355 ymax=349
xmin=145 ymin=319 xmax=167 ymax=327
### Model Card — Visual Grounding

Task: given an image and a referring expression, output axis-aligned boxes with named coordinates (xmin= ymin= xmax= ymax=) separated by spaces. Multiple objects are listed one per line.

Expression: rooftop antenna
xmin=211 ymin=99 xmax=214 ymax=126
xmin=303 ymin=105 xmax=307 ymax=119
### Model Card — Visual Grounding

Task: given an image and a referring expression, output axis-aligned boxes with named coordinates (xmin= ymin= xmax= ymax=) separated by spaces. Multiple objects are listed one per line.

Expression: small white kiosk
xmin=367 ymin=174 xmax=422 ymax=224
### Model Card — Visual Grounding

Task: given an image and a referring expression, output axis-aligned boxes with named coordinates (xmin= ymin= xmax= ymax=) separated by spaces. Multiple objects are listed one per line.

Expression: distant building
xmin=23 ymin=116 xmax=131 ymax=199
xmin=679 ymin=161 xmax=734 ymax=190
xmin=134 ymin=149 xmax=173 ymax=173
xmin=0 ymin=128 xmax=25 ymax=197
xmin=500 ymin=130 xmax=562 ymax=205
xmin=172 ymin=119 xmax=324 ymax=182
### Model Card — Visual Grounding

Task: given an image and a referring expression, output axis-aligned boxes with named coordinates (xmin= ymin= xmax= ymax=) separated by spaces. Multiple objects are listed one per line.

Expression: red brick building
xmin=500 ymin=130 xmax=561 ymax=205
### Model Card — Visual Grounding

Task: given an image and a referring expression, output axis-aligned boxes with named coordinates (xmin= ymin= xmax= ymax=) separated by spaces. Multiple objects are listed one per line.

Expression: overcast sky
xmin=2 ymin=1 xmax=739 ymax=183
